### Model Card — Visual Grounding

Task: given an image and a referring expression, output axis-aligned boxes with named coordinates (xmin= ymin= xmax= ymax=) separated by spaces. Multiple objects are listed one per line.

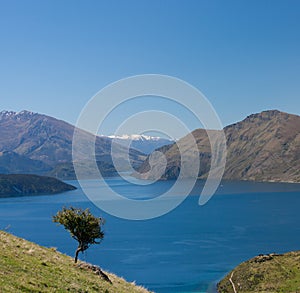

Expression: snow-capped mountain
xmin=104 ymin=134 xmax=174 ymax=154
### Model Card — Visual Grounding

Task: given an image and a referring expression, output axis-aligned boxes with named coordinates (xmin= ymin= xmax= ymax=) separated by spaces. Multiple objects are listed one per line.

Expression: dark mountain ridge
xmin=0 ymin=174 xmax=76 ymax=197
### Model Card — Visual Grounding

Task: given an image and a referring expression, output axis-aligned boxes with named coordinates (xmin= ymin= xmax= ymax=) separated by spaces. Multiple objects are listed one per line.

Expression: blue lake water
xmin=1 ymin=178 xmax=300 ymax=293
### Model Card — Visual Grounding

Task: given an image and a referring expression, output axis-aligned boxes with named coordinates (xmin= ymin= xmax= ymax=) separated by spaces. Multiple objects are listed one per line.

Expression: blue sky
xmin=0 ymin=0 xmax=299 ymax=136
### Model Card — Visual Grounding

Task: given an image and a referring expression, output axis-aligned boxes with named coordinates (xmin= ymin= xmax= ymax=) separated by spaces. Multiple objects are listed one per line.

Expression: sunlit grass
xmin=0 ymin=231 xmax=151 ymax=293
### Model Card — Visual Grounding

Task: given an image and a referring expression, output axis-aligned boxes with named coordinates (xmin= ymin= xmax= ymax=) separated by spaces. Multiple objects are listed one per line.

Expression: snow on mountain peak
xmin=105 ymin=134 xmax=172 ymax=141
xmin=0 ymin=110 xmax=16 ymax=117
xmin=0 ymin=110 xmax=36 ymax=120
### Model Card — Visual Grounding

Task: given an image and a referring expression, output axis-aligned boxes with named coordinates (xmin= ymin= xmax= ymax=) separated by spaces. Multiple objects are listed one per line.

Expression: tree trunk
xmin=74 ymin=246 xmax=82 ymax=263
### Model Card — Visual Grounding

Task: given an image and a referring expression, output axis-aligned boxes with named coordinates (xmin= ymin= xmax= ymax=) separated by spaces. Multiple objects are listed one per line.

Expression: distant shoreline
xmin=0 ymin=174 xmax=76 ymax=198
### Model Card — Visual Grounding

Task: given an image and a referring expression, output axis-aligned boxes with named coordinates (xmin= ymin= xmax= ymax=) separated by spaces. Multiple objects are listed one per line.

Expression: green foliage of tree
xmin=53 ymin=207 xmax=105 ymax=263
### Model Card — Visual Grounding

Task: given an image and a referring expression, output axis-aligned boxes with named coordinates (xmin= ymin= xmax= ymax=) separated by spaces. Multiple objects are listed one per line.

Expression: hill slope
xmin=0 ymin=151 xmax=52 ymax=174
xmin=0 ymin=231 xmax=150 ymax=293
xmin=137 ymin=110 xmax=300 ymax=183
xmin=47 ymin=161 xmax=118 ymax=180
xmin=0 ymin=110 xmax=145 ymax=178
xmin=0 ymin=110 xmax=76 ymax=166
xmin=218 ymin=251 xmax=300 ymax=293
xmin=223 ymin=110 xmax=300 ymax=182
xmin=0 ymin=174 xmax=76 ymax=197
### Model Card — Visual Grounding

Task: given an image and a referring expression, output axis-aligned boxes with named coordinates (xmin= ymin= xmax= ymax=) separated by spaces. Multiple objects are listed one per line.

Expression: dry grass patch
xmin=0 ymin=231 xmax=151 ymax=293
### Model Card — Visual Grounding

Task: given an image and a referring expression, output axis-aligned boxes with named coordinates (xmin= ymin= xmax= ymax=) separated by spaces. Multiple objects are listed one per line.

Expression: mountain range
xmin=0 ymin=109 xmax=299 ymax=183
xmin=0 ymin=110 xmax=145 ymax=178
xmin=136 ymin=110 xmax=300 ymax=183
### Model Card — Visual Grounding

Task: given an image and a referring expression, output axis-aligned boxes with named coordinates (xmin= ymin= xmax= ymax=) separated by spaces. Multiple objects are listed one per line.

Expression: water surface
xmin=1 ymin=178 xmax=300 ymax=292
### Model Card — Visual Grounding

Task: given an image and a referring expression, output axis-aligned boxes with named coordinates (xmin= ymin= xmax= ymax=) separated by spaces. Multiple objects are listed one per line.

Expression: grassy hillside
xmin=218 ymin=251 xmax=300 ymax=293
xmin=0 ymin=231 xmax=151 ymax=293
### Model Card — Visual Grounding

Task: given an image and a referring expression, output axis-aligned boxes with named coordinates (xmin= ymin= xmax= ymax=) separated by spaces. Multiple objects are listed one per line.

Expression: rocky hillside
xmin=218 ymin=251 xmax=300 ymax=292
xmin=136 ymin=110 xmax=300 ymax=183
xmin=47 ymin=161 xmax=118 ymax=180
xmin=0 ymin=110 xmax=145 ymax=178
xmin=0 ymin=151 xmax=52 ymax=174
xmin=0 ymin=174 xmax=76 ymax=197
xmin=0 ymin=231 xmax=150 ymax=293
xmin=224 ymin=110 xmax=300 ymax=182
xmin=0 ymin=110 xmax=75 ymax=165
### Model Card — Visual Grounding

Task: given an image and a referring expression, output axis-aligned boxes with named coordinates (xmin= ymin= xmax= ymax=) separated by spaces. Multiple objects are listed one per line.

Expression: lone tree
xmin=53 ymin=207 xmax=105 ymax=263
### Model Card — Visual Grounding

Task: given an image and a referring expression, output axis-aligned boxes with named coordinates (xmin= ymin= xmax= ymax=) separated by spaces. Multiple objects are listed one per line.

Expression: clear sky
xmin=0 ymin=0 xmax=299 ymax=136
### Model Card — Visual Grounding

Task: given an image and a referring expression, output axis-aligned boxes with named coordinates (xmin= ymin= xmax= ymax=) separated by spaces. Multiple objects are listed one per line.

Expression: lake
xmin=1 ymin=178 xmax=300 ymax=293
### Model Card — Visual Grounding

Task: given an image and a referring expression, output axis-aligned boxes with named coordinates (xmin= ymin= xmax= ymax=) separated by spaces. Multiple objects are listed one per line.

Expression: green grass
xmin=0 ymin=231 xmax=151 ymax=293
xmin=218 ymin=252 xmax=300 ymax=293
